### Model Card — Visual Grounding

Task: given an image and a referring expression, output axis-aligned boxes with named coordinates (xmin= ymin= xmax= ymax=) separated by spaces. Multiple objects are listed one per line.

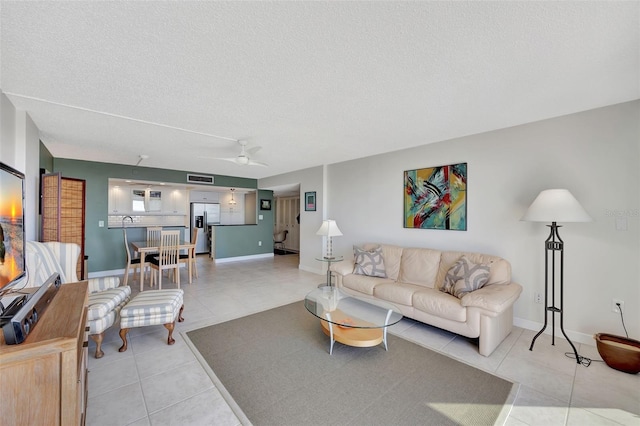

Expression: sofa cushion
xmin=413 ymin=288 xmax=467 ymax=322
xmin=397 ymin=248 xmax=442 ymax=288
xmin=353 ymin=246 xmax=387 ymax=278
xmin=374 ymin=282 xmax=424 ymax=306
xmin=441 ymin=256 xmax=490 ymax=298
xmin=343 ymin=274 xmax=393 ymax=296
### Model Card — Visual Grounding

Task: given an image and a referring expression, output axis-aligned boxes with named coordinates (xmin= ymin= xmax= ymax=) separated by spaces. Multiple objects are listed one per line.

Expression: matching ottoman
xmin=87 ymin=280 xmax=131 ymax=358
xmin=118 ymin=289 xmax=185 ymax=352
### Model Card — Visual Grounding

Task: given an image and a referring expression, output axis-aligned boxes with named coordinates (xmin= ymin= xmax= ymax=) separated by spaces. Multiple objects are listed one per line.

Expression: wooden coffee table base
xmin=320 ymin=320 xmax=383 ymax=348
xmin=319 ymin=308 xmax=392 ymax=354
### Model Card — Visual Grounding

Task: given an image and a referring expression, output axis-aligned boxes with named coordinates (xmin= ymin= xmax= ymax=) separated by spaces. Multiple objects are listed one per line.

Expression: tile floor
xmin=87 ymin=254 xmax=639 ymax=426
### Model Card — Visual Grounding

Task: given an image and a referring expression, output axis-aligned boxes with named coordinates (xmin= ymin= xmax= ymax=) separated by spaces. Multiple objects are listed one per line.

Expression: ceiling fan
xmin=211 ymin=140 xmax=268 ymax=167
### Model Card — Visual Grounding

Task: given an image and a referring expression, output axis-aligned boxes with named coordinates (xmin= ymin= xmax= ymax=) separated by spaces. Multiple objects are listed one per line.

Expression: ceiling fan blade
xmin=246 ymin=146 xmax=262 ymax=156
xmin=247 ymin=160 xmax=268 ymax=167
xmin=208 ymin=157 xmax=239 ymax=163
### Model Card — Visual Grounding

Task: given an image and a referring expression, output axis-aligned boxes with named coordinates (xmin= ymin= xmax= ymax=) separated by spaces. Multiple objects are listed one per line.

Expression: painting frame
xmin=304 ymin=191 xmax=316 ymax=211
xmin=260 ymin=199 xmax=271 ymax=211
xmin=403 ymin=162 xmax=467 ymax=231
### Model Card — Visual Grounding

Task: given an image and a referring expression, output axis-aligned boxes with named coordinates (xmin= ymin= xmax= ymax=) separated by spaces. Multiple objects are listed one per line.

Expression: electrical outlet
xmin=612 ymin=299 xmax=624 ymax=313
xmin=534 ymin=292 xmax=543 ymax=304
xmin=258 ymin=241 xmax=262 ymax=246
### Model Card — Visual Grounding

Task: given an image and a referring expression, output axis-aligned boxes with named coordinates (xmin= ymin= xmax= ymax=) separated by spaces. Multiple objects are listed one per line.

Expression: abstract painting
xmin=404 ymin=162 xmax=467 ymax=230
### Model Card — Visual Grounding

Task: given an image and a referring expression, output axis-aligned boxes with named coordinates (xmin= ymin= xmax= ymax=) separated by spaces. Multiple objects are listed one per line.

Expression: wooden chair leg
xmin=164 ymin=322 xmax=176 ymax=345
xmin=90 ymin=333 xmax=105 ymax=359
xmin=118 ymin=328 xmax=130 ymax=352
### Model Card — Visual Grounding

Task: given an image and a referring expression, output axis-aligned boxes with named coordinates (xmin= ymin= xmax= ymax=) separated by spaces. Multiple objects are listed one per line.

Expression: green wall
xmin=215 ymin=189 xmax=275 ymax=258
xmin=51 ymin=158 xmax=273 ymax=273
xmin=39 ymin=141 xmax=54 ymax=172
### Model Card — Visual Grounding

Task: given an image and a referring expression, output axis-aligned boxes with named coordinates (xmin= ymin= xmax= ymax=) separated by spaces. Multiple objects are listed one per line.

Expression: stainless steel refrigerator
xmin=190 ymin=203 xmax=221 ymax=254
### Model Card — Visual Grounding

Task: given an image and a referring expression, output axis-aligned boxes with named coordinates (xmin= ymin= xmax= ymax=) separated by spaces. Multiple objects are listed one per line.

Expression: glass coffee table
xmin=304 ymin=287 xmax=403 ymax=354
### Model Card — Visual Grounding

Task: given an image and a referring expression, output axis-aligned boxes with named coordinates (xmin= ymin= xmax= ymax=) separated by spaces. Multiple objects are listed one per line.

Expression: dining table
xmin=131 ymin=239 xmax=196 ymax=287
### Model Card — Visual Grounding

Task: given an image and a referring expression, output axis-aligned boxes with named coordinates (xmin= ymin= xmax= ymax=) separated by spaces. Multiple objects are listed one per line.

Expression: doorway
xmin=275 ymin=196 xmax=300 ymax=252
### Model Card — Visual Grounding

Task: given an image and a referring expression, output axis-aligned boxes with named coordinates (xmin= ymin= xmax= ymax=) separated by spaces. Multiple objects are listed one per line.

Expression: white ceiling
xmin=1 ymin=2 xmax=638 ymax=180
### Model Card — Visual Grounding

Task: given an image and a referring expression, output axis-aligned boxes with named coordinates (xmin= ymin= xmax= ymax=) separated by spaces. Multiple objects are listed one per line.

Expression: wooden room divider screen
xmin=41 ymin=172 xmax=86 ymax=280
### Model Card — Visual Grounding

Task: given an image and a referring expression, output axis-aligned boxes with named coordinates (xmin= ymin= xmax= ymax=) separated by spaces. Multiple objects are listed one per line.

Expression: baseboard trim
xmin=298 ymin=264 xmax=323 ymax=275
xmin=514 ymin=317 xmax=596 ymax=347
xmin=214 ymin=253 xmax=274 ymax=263
xmin=87 ymin=263 xmax=189 ymax=279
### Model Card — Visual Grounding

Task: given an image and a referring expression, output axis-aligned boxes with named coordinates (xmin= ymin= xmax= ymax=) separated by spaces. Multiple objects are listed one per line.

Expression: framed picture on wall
xmin=403 ymin=162 xmax=467 ymax=230
xmin=304 ymin=191 xmax=316 ymax=211
xmin=260 ymin=199 xmax=271 ymax=210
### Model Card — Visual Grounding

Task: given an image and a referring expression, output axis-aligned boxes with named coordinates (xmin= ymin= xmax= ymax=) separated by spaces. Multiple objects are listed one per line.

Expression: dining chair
xmin=122 ymin=229 xmax=151 ymax=292
xmin=273 ymin=229 xmax=288 ymax=251
xmin=145 ymin=226 xmax=163 ymax=261
xmin=146 ymin=226 xmax=163 ymax=244
xmin=149 ymin=230 xmax=181 ymax=289
xmin=179 ymin=227 xmax=199 ymax=281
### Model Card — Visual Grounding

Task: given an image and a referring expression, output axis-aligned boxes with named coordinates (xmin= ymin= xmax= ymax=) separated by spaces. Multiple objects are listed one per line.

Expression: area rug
xmin=185 ymin=302 xmax=517 ymax=426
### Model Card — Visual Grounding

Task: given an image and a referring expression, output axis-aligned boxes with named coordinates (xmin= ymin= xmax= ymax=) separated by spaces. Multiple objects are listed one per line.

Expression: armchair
xmin=25 ymin=241 xmax=131 ymax=358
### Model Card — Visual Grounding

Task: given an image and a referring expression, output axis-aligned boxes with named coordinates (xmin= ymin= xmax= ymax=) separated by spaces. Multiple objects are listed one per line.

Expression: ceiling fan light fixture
xmin=236 ymin=155 xmax=249 ymax=165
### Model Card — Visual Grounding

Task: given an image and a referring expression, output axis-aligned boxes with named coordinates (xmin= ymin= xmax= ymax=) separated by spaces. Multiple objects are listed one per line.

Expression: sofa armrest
xmin=460 ymin=282 xmax=523 ymax=313
xmin=332 ymin=259 xmax=355 ymax=276
xmin=87 ymin=276 xmax=123 ymax=294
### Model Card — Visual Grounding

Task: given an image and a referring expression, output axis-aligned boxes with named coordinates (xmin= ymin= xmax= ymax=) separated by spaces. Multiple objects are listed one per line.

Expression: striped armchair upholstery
xmin=25 ymin=241 xmax=131 ymax=358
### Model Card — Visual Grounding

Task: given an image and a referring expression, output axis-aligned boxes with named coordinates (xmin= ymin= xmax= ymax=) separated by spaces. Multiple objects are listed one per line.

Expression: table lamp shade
xmin=316 ymin=220 xmax=343 ymax=237
xmin=521 ymin=189 xmax=591 ymax=223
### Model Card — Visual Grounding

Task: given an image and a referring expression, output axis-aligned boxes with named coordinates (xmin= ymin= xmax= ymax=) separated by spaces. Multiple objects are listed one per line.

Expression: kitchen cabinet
xmin=108 ymin=185 xmax=131 ymax=214
xmin=190 ymin=190 xmax=219 ymax=203
xmin=163 ymin=189 xmax=187 ymax=214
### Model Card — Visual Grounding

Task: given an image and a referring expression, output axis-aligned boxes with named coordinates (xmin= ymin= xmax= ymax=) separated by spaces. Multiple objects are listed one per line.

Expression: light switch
xmin=98 ymin=220 xmax=104 ymax=227
xmin=258 ymin=214 xmax=263 ymax=220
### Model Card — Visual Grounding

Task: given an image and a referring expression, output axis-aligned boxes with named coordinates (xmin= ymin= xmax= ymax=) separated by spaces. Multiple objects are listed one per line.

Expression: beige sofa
xmin=332 ymin=243 xmax=522 ymax=356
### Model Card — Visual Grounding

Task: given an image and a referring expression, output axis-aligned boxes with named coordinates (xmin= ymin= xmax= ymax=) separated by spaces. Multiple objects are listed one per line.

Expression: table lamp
xmin=316 ymin=220 xmax=342 ymax=259
xmin=521 ymin=188 xmax=591 ymax=364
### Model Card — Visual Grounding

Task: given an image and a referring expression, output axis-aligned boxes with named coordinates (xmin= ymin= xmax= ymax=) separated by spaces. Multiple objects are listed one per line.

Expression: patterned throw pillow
xmin=440 ymin=256 xmax=490 ymax=298
xmin=353 ymin=246 xmax=387 ymax=278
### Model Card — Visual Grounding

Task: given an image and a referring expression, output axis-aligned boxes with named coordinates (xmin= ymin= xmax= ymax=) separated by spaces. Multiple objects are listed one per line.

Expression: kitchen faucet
xmin=122 ymin=215 xmax=134 ymax=228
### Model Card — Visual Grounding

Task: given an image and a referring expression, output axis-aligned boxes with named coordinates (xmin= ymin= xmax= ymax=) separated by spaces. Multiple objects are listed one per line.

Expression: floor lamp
xmin=521 ymin=189 xmax=591 ymax=364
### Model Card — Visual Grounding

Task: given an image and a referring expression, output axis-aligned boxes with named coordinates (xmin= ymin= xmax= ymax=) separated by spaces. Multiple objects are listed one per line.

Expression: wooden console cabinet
xmin=0 ymin=281 xmax=89 ymax=425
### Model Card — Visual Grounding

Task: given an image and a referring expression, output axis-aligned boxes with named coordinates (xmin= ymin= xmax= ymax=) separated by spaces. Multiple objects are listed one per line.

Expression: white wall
xmin=1 ymin=92 xmax=40 ymax=241
xmin=259 ymin=166 xmax=324 ymax=273
xmin=327 ymin=101 xmax=639 ymax=345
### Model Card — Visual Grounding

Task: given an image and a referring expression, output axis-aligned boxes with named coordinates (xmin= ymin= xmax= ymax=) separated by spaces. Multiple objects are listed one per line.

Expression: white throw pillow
xmin=441 ymin=255 xmax=490 ymax=298
xmin=353 ymin=246 xmax=387 ymax=278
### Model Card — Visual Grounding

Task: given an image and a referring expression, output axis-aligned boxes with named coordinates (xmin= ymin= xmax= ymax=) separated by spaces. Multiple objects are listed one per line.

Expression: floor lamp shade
xmin=316 ymin=220 xmax=342 ymax=259
xmin=521 ymin=189 xmax=592 ymax=223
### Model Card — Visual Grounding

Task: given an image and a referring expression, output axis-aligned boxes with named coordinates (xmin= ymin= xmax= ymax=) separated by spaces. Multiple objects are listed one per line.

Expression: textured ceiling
xmin=1 ymin=2 xmax=638 ymax=180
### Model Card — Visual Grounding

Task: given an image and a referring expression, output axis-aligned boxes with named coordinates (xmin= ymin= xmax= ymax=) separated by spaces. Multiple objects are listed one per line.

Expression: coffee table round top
xmin=304 ymin=287 xmax=403 ymax=329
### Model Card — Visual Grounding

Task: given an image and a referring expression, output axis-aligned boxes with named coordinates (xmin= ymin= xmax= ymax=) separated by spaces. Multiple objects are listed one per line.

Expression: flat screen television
xmin=0 ymin=162 xmax=26 ymax=299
